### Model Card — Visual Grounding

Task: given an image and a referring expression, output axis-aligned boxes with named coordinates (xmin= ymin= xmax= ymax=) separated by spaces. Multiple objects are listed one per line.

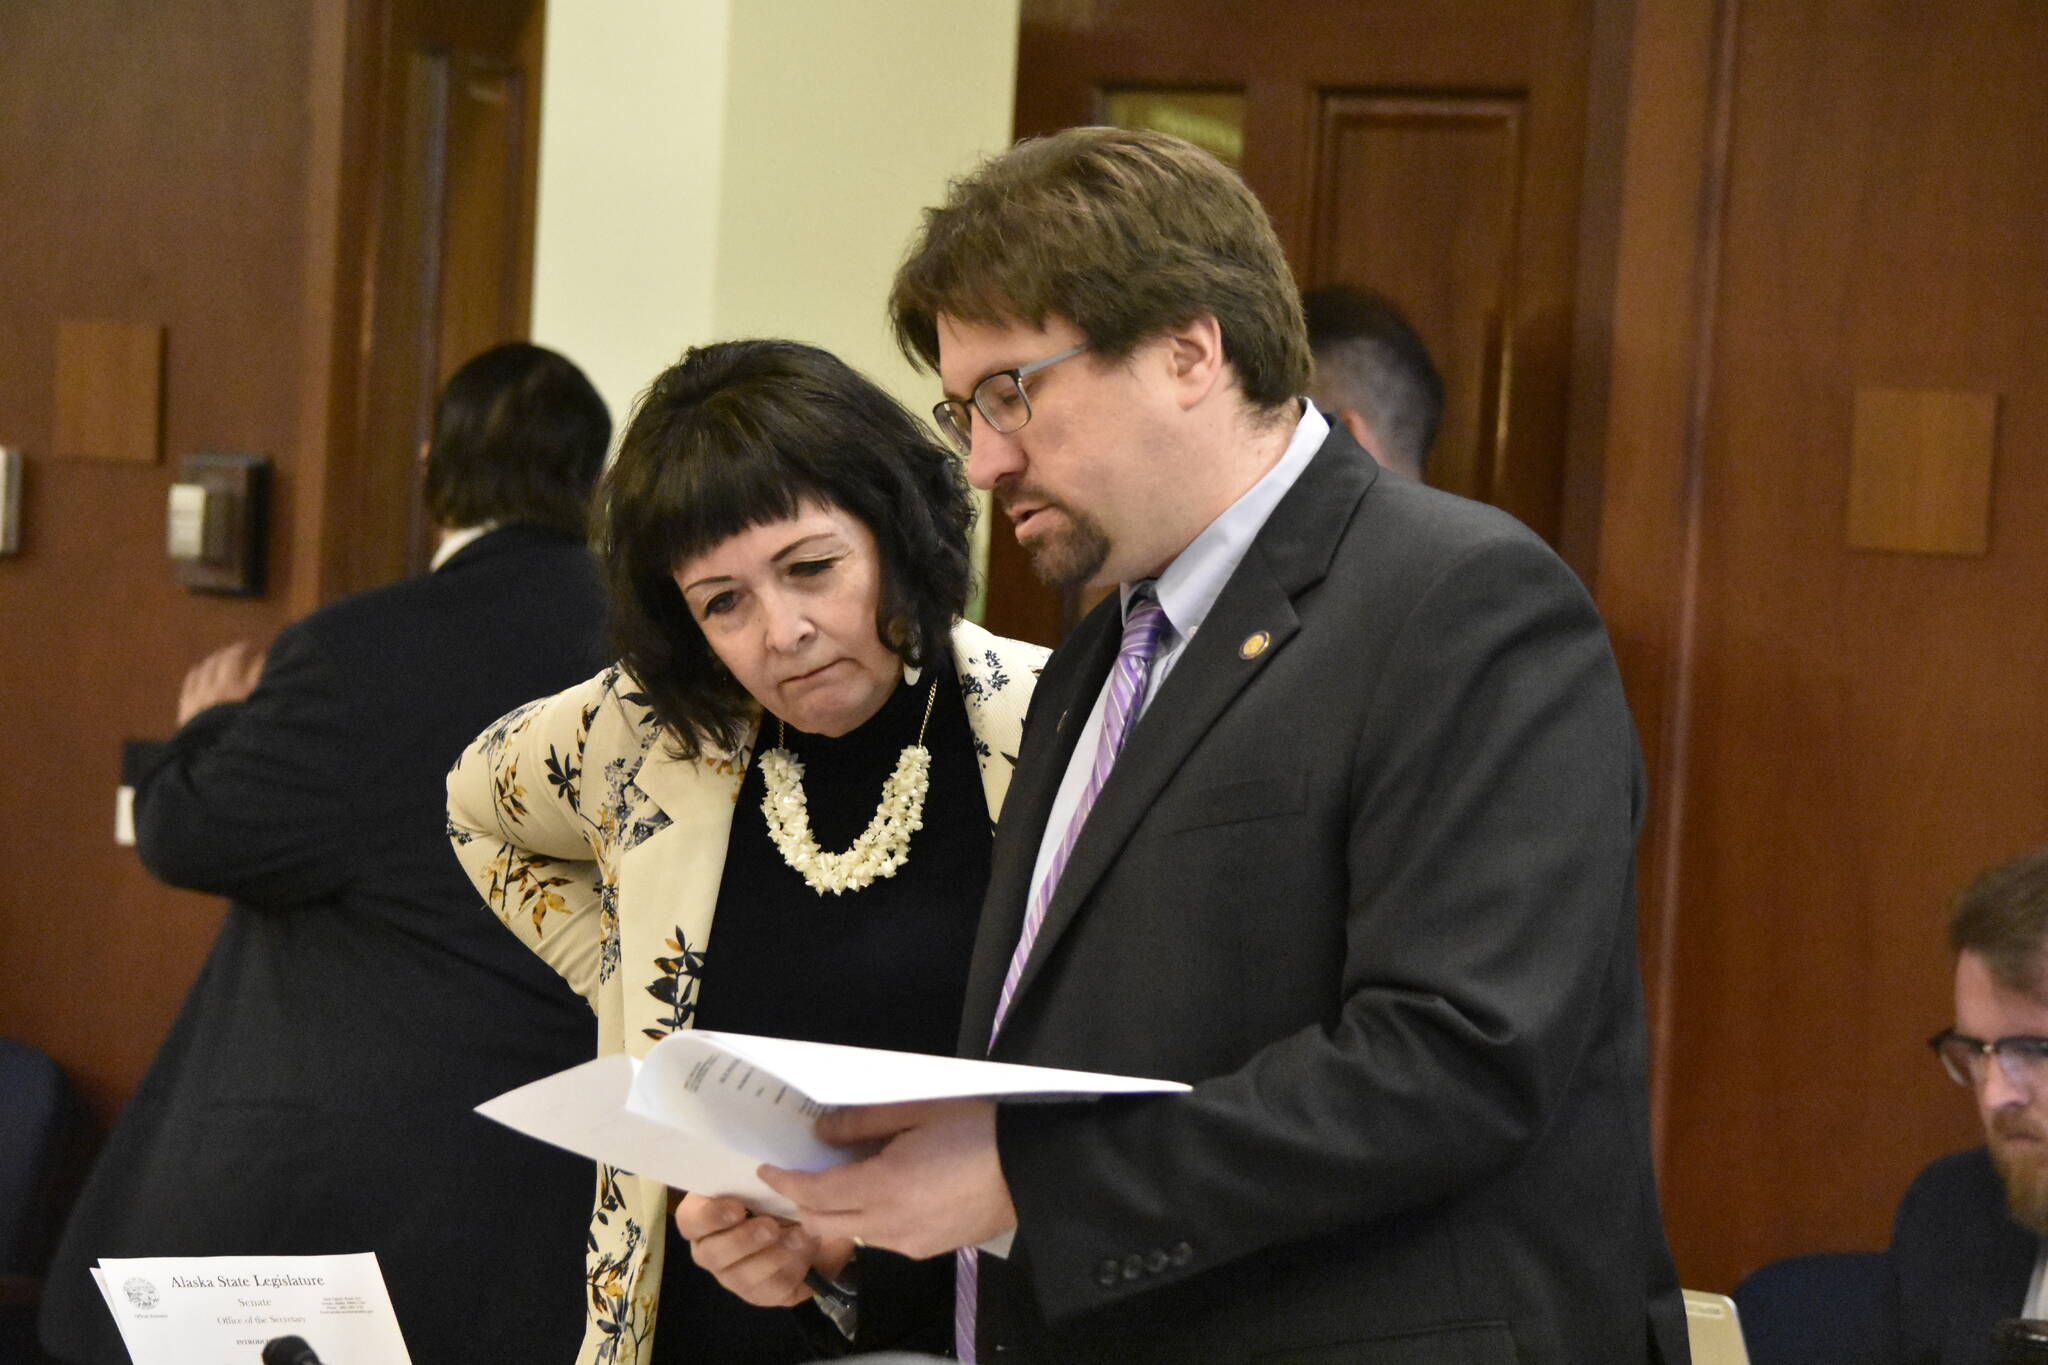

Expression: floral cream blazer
xmin=446 ymin=620 xmax=1046 ymax=1365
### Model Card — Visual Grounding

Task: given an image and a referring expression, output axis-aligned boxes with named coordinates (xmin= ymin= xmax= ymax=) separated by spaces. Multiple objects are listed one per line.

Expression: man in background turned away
xmin=722 ymin=127 xmax=1687 ymax=1363
xmin=41 ymin=343 xmax=613 ymax=1365
xmin=1900 ymin=845 xmax=2048 ymax=1363
xmin=1301 ymin=281 xmax=1444 ymax=481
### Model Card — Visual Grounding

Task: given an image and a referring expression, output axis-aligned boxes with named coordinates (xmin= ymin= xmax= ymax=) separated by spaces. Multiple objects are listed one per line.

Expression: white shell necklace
xmin=758 ymin=678 xmax=937 ymax=896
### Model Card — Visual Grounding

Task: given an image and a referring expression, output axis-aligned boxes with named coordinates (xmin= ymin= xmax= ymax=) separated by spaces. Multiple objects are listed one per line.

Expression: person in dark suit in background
xmin=1901 ymin=845 xmax=2048 ymax=1364
xmin=1301 ymin=281 xmax=1444 ymax=482
xmin=41 ymin=343 xmax=613 ymax=1365
xmin=711 ymin=126 xmax=1687 ymax=1363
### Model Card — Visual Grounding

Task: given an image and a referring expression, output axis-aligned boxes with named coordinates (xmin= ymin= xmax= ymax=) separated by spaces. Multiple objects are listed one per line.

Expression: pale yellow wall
xmin=529 ymin=0 xmax=733 ymax=430
xmin=715 ymin=1 xmax=1021 ymax=405
xmin=531 ymin=0 xmax=1020 ymax=433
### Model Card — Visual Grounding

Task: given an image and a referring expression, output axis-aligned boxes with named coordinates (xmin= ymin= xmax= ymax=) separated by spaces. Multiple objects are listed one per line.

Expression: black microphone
xmin=260 ymin=1337 xmax=324 ymax=1365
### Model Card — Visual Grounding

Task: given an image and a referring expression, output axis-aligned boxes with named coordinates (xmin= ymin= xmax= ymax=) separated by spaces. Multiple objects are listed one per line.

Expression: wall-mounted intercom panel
xmin=167 ymin=451 xmax=269 ymax=594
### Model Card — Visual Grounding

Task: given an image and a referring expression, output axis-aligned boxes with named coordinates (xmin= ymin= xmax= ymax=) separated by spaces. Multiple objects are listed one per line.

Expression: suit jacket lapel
xmin=977 ymin=428 xmax=1380 ymax=1051
xmin=958 ymin=607 xmax=1121 ymax=1051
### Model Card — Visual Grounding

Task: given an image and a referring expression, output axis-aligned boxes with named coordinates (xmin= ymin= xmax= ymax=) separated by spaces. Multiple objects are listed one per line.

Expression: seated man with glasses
xmin=1902 ymin=843 xmax=2048 ymax=1363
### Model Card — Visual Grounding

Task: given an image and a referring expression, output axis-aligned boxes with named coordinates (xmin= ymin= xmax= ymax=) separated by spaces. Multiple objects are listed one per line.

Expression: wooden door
xmin=1598 ymin=1 xmax=2048 ymax=1290
xmin=998 ymin=0 xmax=1594 ymax=644
xmin=313 ymin=0 xmax=544 ymax=606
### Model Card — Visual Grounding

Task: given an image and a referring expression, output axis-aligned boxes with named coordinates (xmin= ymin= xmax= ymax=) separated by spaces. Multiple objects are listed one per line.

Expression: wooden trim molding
xmin=294 ymin=0 xmax=386 ymax=617
xmin=1590 ymin=0 xmax=1742 ymax=1158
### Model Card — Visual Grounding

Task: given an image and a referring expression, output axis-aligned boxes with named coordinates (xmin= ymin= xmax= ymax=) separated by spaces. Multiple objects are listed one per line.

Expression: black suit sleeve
xmin=998 ymin=532 xmax=1646 ymax=1320
xmin=134 ymin=622 xmax=365 ymax=905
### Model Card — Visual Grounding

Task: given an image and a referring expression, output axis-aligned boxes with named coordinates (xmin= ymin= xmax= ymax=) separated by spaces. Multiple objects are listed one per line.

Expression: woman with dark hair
xmin=447 ymin=339 xmax=1045 ymax=1365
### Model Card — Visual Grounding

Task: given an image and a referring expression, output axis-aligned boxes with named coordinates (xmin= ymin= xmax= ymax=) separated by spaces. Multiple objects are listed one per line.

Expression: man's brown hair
xmin=890 ymin=126 xmax=1311 ymax=413
xmin=1950 ymin=844 xmax=2048 ymax=992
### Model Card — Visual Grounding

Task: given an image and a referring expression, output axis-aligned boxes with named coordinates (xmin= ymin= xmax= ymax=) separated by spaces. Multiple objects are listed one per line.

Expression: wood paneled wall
xmin=1598 ymin=0 xmax=2048 ymax=1291
xmin=0 ymin=0 xmax=334 ymax=1126
xmin=0 ymin=0 xmax=541 ymax=1156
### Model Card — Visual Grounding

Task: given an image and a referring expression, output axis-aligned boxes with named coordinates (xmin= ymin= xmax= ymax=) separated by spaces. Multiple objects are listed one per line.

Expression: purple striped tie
xmin=955 ymin=593 xmax=1170 ymax=1361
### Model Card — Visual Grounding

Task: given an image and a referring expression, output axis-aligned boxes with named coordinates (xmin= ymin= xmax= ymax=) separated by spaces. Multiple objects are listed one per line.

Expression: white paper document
xmin=477 ymin=1029 xmax=1191 ymax=1220
xmin=91 ymin=1252 xmax=413 ymax=1364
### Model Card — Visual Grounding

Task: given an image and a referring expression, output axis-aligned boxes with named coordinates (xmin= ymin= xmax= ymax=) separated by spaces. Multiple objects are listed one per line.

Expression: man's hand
xmin=178 ymin=641 xmax=265 ymax=725
xmin=758 ymin=1099 xmax=1016 ymax=1260
xmin=673 ymin=1193 xmax=853 ymax=1309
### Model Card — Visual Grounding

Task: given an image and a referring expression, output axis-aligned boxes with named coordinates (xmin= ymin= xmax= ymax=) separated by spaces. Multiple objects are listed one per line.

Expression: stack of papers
xmin=477 ymin=1029 xmax=1191 ymax=1220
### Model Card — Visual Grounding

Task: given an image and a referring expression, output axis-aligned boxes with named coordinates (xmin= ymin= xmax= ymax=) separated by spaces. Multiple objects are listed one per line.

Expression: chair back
xmin=1733 ymin=1250 xmax=1895 ymax=1365
xmin=0 ymin=1037 xmax=71 ymax=1274
xmin=1685 ymin=1288 xmax=1753 ymax=1365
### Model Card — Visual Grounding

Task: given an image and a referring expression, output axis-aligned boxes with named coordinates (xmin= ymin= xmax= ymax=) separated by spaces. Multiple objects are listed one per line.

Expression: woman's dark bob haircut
xmin=597 ymin=339 xmax=975 ymax=759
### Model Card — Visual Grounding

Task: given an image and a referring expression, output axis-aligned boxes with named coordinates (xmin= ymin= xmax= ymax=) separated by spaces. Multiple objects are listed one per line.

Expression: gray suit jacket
xmin=963 ymin=427 xmax=1689 ymax=1363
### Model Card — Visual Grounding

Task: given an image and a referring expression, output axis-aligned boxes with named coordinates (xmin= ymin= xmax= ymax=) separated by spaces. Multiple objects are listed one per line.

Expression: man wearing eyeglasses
xmin=1901 ymin=846 xmax=2048 ymax=1362
xmin=696 ymin=126 xmax=1685 ymax=1363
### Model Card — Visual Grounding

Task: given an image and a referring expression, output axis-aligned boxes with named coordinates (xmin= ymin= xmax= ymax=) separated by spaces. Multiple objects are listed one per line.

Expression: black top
xmin=655 ymin=664 xmax=986 ymax=1362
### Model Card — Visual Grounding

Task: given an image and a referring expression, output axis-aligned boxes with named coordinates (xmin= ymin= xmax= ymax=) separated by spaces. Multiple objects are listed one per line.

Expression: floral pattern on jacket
xmin=446 ymin=621 xmax=1044 ymax=1365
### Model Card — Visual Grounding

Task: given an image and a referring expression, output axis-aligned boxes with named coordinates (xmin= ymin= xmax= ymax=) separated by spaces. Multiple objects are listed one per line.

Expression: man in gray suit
xmin=740 ymin=128 xmax=1685 ymax=1363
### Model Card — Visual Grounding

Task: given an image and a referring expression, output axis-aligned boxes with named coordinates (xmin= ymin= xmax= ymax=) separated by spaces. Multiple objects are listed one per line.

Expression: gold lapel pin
xmin=1240 ymin=631 xmax=1272 ymax=660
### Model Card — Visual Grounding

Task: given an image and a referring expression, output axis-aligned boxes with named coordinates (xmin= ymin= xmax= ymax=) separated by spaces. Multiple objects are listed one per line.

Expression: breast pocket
xmin=1160 ymin=772 xmax=1305 ymax=834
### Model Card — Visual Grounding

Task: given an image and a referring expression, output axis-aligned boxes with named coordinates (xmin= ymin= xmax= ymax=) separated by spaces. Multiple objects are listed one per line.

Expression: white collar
xmin=430 ymin=523 xmax=497 ymax=571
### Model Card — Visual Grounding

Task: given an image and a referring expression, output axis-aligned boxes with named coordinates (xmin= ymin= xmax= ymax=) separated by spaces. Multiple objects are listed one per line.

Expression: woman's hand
xmin=673 ymin=1192 xmax=855 ymax=1308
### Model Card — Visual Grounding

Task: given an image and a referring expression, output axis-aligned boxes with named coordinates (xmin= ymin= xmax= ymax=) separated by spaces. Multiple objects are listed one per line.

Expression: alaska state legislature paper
xmin=477 ymin=1029 xmax=1192 ymax=1222
xmin=91 ymin=1251 xmax=413 ymax=1364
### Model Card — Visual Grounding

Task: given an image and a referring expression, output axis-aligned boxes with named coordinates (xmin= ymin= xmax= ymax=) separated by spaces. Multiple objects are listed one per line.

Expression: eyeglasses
xmin=1930 ymin=1028 xmax=2048 ymax=1094
xmin=931 ymin=345 xmax=1088 ymax=454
